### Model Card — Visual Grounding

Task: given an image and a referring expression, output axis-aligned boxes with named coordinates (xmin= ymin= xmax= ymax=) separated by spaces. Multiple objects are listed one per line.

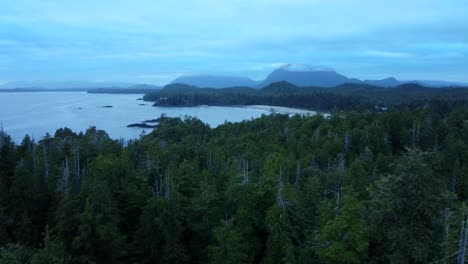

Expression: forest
xmin=1 ymin=99 xmax=468 ymax=263
xmin=143 ymin=82 xmax=468 ymax=113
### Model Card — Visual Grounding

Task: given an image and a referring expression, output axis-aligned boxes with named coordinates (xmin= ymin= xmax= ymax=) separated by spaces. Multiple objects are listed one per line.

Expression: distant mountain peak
xmin=170 ymin=75 xmax=257 ymax=88
xmin=262 ymin=81 xmax=299 ymax=93
xmin=163 ymin=64 xmax=467 ymax=89
xmin=364 ymin=77 xmax=400 ymax=87
xmin=278 ymin=63 xmax=335 ymax=72
xmin=259 ymin=64 xmax=347 ymax=87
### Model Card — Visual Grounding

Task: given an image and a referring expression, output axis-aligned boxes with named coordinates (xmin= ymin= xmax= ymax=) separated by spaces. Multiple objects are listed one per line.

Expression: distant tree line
xmin=143 ymin=81 xmax=468 ymax=113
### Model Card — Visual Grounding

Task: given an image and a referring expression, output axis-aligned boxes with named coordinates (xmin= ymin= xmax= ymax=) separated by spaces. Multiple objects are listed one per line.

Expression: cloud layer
xmin=0 ymin=0 xmax=467 ymax=84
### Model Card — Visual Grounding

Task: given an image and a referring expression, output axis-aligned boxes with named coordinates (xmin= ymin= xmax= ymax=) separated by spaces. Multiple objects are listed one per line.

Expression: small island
xmin=143 ymin=118 xmax=161 ymax=123
xmin=126 ymin=123 xmax=158 ymax=128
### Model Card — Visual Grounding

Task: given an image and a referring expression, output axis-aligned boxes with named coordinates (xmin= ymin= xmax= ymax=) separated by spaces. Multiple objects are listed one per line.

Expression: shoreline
xmin=238 ymin=105 xmax=317 ymax=115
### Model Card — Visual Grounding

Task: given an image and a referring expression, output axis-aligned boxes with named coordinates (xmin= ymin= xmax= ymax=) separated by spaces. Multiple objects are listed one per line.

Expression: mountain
xmin=365 ymin=78 xmax=468 ymax=88
xmin=261 ymin=81 xmax=301 ymax=93
xmin=0 ymin=81 xmax=138 ymax=89
xmin=127 ymin=84 xmax=160 ymax=90
xmin=257 ymin=64 xmax=468 ymax=88
xmin=411 ymin=80 xmax=468 ymax=87
xmin=87 ymin=84 xmax=160 ymax=94
xmin=162 ymin=83 xmax=200 ymax=92
xmin=364 ymin=77 xmax=400 ymax=87
xmin=258 ymin=64 xmax=352 ymax=88
xmin=170 ymin=75 xmax=258 ymax=88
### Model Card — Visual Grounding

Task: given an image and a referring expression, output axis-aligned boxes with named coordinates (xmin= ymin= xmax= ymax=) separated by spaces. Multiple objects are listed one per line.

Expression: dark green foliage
xmin=369 ymin=150 xmax=447 ymax=263
xmin=143 ymin=82 xmax=468 ymax=112
xmin=0 ymin=105 xmax=467 ymax=263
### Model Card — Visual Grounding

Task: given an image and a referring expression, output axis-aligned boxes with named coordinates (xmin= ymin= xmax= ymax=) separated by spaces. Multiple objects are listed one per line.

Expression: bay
xmin=0 ymin=92 xmax=316 ymax=142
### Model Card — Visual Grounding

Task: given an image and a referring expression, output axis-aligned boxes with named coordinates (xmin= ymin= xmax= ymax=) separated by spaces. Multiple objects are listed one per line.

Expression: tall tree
xmin=369 ymin=149 xmax=447 ymax=263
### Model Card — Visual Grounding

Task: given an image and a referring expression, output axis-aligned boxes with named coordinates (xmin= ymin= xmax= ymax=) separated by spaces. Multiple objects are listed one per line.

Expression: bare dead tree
xmin=146 ymin=153 xmax=151 ymax=176
xmin=452 ymin=167 xmax=458 ymax=194
xmin=74 ymin=143 xmax=81 ymax=191
xmin=63 ymin=157 xmax=70 ymax=196
xmin=152 ymin=176 xmax=160 ymax=197
xmin=242 ymin=159 xmax=249 ymax=185
xmin=458 ymin=217 xmax=468 ymax=264
xmin=0 ymin=123 xmax=4 ymax=149
xmin=165 ymin=168 xmax=170 ymax=199
xmin=157 ymin=159 xmax=163 ymax=196
xmin=335 ymin=154 xmax=346 ymax=214
xmin=416 ymin=120 xmax=421 ymax=146
xmin=314 ymin=127 xmax=320 ymax=141
xmin=412 ymin=120 xmax=420 ymax=149
xmin=294 ymin=160 xmax=301 ymax=188
xmin=443 ymin=208 xmax=453 ymax=264
xmin=344 ymin=131 xmax=351 ymax=153
xmin=43 ymin=144 xmax=49 ymax=186
xmin=277 ymin=166 xmax=285 ymax=212
xmin=32 ymin=142 xmax=37 ymax=176
xmin=258 ymin=167 xmax=263 ymax=185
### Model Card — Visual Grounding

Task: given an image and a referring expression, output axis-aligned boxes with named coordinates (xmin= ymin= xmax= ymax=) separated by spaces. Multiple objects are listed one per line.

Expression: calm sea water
xmin=0 ymin=92 xmax=314 ymax=142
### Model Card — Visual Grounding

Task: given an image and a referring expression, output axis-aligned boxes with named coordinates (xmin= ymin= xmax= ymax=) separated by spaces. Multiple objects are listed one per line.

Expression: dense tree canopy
xmin=1 ymin=103 xmax=468 ymax=263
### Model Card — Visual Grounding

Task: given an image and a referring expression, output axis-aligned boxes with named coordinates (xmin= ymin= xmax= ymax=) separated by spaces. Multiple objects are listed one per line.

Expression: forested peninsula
xmin=143 ymin=81 xmax=468 ymax=113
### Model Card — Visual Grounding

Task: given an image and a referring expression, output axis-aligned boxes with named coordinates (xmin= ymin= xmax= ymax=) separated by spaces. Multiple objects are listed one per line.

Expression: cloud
xmin=0 ymin=0 xmax=467 ymax=84
xmin=364 ymin=50 xmax=413 ymax=58
xmin=136 ymin=72 xmax=193 ymax=79
xmin=423 ymin=52 xmax=465 ymax=59
xmin=246 ymin=62 xmax=288 ymax=71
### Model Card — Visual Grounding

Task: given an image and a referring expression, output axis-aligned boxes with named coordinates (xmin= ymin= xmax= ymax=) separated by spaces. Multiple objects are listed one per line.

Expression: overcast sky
xmin=0 ymin=0 xmax=467 ymax=85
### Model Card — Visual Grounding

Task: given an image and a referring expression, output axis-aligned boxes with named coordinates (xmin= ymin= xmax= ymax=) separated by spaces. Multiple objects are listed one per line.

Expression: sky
xmin=0 ymin=0 xmax=467 ymax=85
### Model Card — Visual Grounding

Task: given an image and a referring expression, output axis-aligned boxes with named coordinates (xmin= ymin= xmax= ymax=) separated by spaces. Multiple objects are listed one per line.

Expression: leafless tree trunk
xmin=335 ymin=154 xmax=345 ymax=214
xmin=277 ymin=167 xmax=285 ymax=212
xmin=344 ymin=131 xmax=351 ymax=153
xmin=152 ymin=176 xmax=160 ymax=197
xmin=452 ymin=168 xmax=458 ymax=194
xmin=32 ymin=143 xmax=37 ymax=176
xmin=0 ymin=123 xmax=4 ymax=149
xmin=43 ymin=145 xmax=49 ymax=186
xmin=458 ymin=217 xmax=468 ymax=264
xmin=74 ymin=144 xmax=80 ymax=191
xmin=165 ymin=168 xmax=170 ymax=199
xmin=294 ymin=160 xmax=300 ymax=188
xmin=63 ymin=157 xmax=70 ymax=196
xmin=412 ymin=120 xmax=420 ymax=149
xmin=443 ymin=208 xmax=453 ymax=264
xmin=157 ymin=159 xmax=162 ymax=196
xmin=258 ymin=167 xmax=262 ymax=185
xmin=242 ymin=159 xmax=249 ymax=185
xmin=146 ymin=153 xmax=151 ymax=176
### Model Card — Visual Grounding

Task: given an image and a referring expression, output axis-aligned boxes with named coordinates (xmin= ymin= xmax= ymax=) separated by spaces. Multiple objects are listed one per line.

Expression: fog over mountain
xmin=257 ymin=64 xmax=352 ymax=87
xmin=169 ymin=64 xmax=468 ymax=88
xmin=3 ymin=64 xmax=467 ymax=90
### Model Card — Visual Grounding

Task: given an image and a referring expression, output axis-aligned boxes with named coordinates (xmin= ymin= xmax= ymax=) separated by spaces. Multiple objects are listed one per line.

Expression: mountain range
xmin=1 ymin=64 xmax=467 ymax=90
xmin=170 ymin=64 xmax=468 ymax=88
